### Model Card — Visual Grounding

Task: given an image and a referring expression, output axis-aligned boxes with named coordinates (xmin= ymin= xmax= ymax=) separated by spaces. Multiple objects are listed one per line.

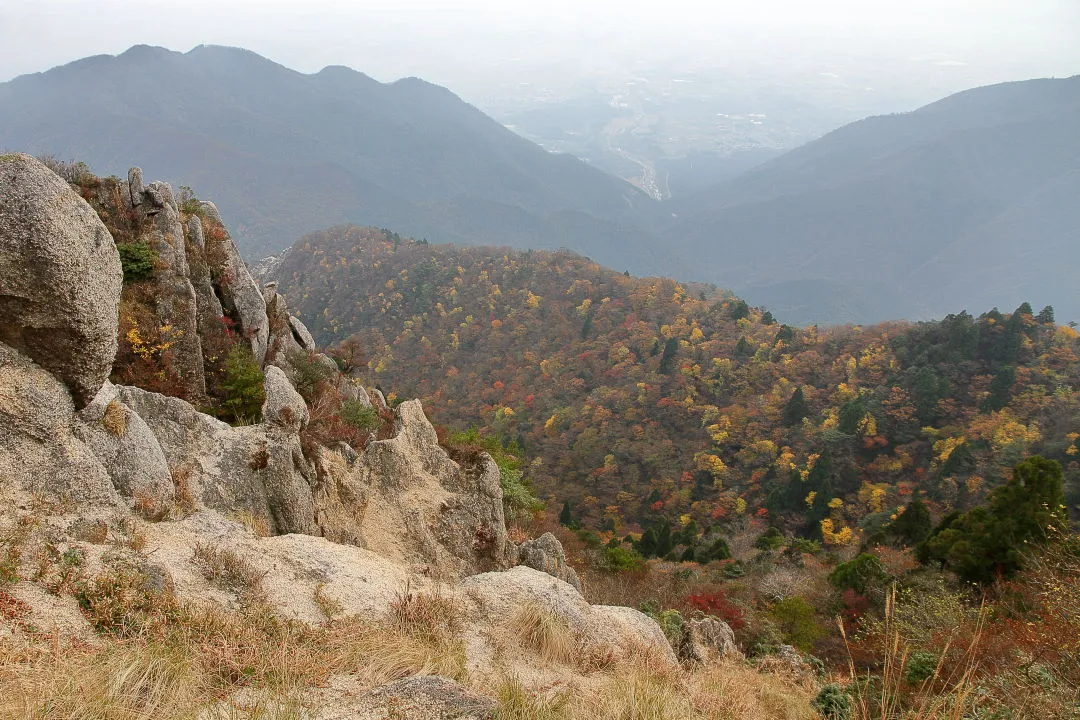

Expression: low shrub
xmin=116 ymin=241 xmax=157 ymax=283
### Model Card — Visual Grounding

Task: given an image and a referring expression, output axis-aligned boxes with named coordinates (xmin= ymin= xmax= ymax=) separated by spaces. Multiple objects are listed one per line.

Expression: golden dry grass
xmin=0 ymin=563 xmax=820 ymax=720
xmin=507 ymin=601 xmax=578 ymax=667
xmin=102 ymin=399 xmax=128 ymax=437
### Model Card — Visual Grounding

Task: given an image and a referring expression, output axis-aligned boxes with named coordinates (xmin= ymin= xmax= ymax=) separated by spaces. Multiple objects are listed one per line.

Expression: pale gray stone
xmin=0 ymin=153 xmax=122 ymax=408
xmin=516 ymin=532 xmax=582 ymax=593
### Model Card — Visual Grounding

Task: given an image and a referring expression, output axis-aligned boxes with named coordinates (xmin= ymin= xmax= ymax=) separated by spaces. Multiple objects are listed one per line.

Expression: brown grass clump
xmin=0 ymin=642 xmax=199 ymax=720
xmin=495 ymin=676 xmax=571 ymax=720
xmin=230 ymin=509 xmax=271 ymax=539
xmin=102 ymin=399 xmax=129 ymax=437
xmin=387 ymin=582 xmax=462 ymax=643
xmin=193 ymin=544 xmax=265 ymax=601
xmin=572 ymin=653 xmax=818 ymax=720
xmin=507 ymin=601 xmax=578 ymax=667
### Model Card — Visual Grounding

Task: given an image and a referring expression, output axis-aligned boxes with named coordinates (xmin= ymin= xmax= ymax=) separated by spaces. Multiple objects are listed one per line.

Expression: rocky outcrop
xmin=119 ymin=384 xmax=318 ymax=536
xmin=0 ymin=341 xmax=119 ymax=506
xmin=314 ymin=400 xmax=512 ymax=577
xmin=515 ymin=532 xmax=582 ymax=592
xmin=0 ymin=153 xmax=122 ymax=408
xmin=461 ymin=566 xmax=677 ymax=668
xmin=683 ymin=616 xmax=741 ymax=663
xmin=74 ymin=380 xmax=175 ymax=503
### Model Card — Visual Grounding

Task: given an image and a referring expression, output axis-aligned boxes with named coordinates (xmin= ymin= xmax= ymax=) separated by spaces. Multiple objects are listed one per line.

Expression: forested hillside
xmin=271 ymin=226 xmax=1080 ymax=542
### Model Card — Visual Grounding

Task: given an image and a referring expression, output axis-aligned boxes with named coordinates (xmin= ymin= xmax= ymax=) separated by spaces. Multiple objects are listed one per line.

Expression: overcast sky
xmin=2 ymin=0 xmax=1078 ymax=105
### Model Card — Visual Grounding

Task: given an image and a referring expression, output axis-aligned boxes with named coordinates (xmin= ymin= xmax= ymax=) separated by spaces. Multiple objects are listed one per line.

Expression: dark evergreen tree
xmin=918 ymin=456 xmax=1066 ymax=583
xmin=782 ymin=387 xmax=809 ymax=427
xmin=659 ymin=337 xmax=679 ymax=374
xmin=981 ymin=366 xmax=1015 ymax=412
xmin=889 ymin=499 xmax=932 ymax=546
xmin=559 ymin=501 xmax=573 ymax=527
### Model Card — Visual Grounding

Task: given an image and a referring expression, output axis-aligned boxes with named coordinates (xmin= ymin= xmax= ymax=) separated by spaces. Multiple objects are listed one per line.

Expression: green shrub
xmin=498 ymin=462 xmax=543 ymax=524
xmin=656 ymin=608 xmax=686 ymax=649
xmin=755 ymin=527 xmax=785 ymax=551
xmin=904 ymin=650 xmax=938 ymax=684
xmin=769 ymin=596 xmax=823 ymax=651
xmin=116 ymin=241 xmax=157 ymax=283
xmin=829 ymin=553 xmax=890 ymax=595
xmin=287 ymin=350 xmax=334 ymax=401
xmin=812 ymin=684 xmax=851 ymax=720
xmin=340 ymin=399 xmax=381 ymax=433
xmin=599 ymin=545 xmax=646 ymax=573
xmin=218 ymin=344 xmax=265 ymax=425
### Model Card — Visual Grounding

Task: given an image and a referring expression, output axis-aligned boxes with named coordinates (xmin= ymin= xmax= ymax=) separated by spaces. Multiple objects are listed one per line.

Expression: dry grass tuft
xmin=0 ymin=641 xmax=199 ymax=720
xmin=495 ymin=676 xmax=571 ymax=719
xmin=388 ymin=582 xmax=462 ymax=643
xmin=231 ymin=509 xmax=271 ymax=539
xmin=102 ymin=399 xmax=128 ymax=437
xmin=507 ymin=601 xmax=578 ymax=667
xmin=193 ymin=544 xmax=265 ymax=600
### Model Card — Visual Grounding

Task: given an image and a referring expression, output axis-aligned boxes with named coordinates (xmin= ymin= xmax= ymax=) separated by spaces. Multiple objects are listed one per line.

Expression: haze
xmin=3 ymin=0 xmax=1078 ymax=111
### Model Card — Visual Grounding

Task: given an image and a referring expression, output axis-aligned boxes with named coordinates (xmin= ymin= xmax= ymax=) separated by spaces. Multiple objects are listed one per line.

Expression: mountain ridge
xmin=667 ymin=74 xmax=1080 ymax=325
xmin=0 ymin=44 xmax=661 ymax=264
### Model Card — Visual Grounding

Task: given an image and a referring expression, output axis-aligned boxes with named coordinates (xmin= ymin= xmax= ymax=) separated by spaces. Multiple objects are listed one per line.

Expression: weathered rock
xmin=119 ymin=385 xmax=317 ymax=535
xmin=311 ymin=400 xmax=511 ymax=576
xmin=460 ymin=565 xmax=677 ymax=667
xmin=263 ymin=365 xmax=309 ymax=430
xmin=683 ymin=616 xmax=741 ymax=663
xmin=0 ymin=153 xmax=122 ymax=408
xmin=288 ymin=315 xmax=317 ymax=351
xmin=211 ymin=214 xmax=269 ymax=365
xmin=358 ymin=676 xmax=495 ymax=720
xmin=127 ymin=166 xmax=144 ymax=204
xmin=0 ymin=341 xmax=118 ymax=505
xmin=133 ymin=175 xmax=207 ymax=400
xmin=370 ymin=388 xmax=390 ymax=413
xmin=515 ymin=532 xmax=582 ymax=593
xmin=143 ymin=511 xmax=419 ymax=621
xmin=74 ymin=380 xmax=175 ymax=503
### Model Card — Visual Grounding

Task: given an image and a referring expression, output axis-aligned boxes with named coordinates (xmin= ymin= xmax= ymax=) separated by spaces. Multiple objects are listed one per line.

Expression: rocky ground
xmin=0 ymin=153 xmax=817 ymax=719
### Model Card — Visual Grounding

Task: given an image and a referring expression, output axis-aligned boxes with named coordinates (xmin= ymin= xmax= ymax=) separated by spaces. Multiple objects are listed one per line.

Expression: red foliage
xmin=840 ymin=588 xmax=870 ymax=621
xmin=682 ymin=588 xmax=746 ymax=630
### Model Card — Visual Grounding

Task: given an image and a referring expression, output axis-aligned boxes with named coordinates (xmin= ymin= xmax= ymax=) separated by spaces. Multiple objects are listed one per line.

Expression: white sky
xmin=1 ymin=0 xmax=1078 ymax=102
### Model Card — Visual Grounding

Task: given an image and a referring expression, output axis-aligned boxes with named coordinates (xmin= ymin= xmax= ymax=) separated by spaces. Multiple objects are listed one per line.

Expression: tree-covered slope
xmin=271 ymin=226 xmax=1080 ymax=539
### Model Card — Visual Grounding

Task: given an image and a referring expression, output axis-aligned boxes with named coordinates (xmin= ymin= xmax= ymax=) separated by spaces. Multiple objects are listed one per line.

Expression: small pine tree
xmin=559 ymin=501 xmax=573 ymax=527
xmin=218 ymin=344 xmax=265 ymax=424
xmin=919 ymin=456 xmax=1066 ymax=583
xmin=889 ymin=499 xmax=932 ymax=546
xmin=782 ymin=387 xmax=808 ymax=427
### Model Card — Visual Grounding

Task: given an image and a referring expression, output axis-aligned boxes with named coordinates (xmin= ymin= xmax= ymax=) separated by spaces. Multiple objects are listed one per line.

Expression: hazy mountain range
xmin=668 ymin=75 xmax=1080 ymax=325
xmin=0 ymin=44 xmax=661 ymax=263
xmin=1 ymin=45 xmax=1077 ymax=325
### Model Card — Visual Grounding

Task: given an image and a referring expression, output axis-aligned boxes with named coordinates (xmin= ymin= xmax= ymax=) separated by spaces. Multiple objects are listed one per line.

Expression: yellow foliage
xmin=735 ymin=497 xmax=747 ymax=515
xmin=858 ymin=482 xmax=889 ymax=512
xmin=820 ymin=518 xmax=856 ymax=546
xmin=804 ymin=491 xmax=817 ymax=508
xmin=695 ymin=452 xmax=728 ymax=479
xmin=125 ymin=324 xmax=183 ymax=361
xmin=933 ymin=436 xmax=966 ymax=463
